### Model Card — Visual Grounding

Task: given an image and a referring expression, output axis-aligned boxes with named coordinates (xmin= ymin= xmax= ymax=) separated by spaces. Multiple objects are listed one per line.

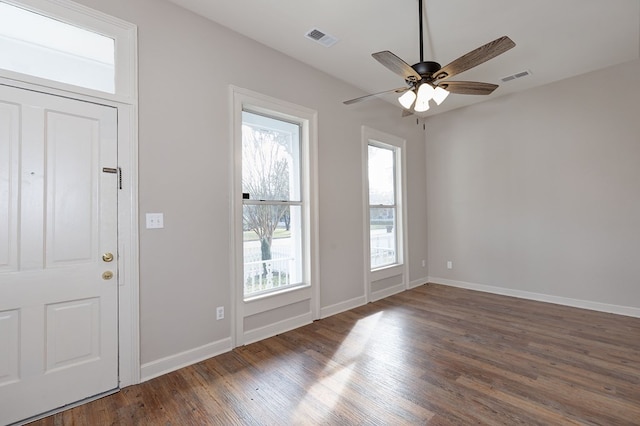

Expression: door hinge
xmin=118 ymin=167 xmax=123 ymax=190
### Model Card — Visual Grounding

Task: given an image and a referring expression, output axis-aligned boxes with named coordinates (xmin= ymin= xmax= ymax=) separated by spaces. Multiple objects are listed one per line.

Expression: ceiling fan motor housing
xmin=411 ymin=61 xmax=442 ymax=81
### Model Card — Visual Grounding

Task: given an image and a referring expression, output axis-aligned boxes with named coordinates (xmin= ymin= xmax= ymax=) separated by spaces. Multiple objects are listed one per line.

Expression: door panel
xmin=46 ymin=111 xmax=99 ymax=265
xmin=0 ymin=101 xmax=19 ymax=273
xmin=0 ymin=309 xmax=20 ymax=386
xmin=0 ymin=85 xmax=118 ymax=425
xmin=45 ymin=298 xmax=101 ymax=372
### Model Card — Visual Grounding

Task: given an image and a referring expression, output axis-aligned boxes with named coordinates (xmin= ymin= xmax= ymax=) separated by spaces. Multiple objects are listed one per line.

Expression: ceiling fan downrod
xmin=414 ymin=0 xmax=441 ymax=82
xmin=419 ymin=0 xmax=424 ymax=63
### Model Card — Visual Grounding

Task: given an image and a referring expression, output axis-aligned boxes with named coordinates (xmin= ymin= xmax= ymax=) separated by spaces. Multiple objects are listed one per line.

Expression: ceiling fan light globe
xmin=398 ymin=90 xmax=417 ymax=109
xmin=416 ymin=82 xmax=435 ymax=103
xmin=414 ymin=98 xmax=430 ymax=112
xmin=433 ymin=86 xmax=450 ymax=105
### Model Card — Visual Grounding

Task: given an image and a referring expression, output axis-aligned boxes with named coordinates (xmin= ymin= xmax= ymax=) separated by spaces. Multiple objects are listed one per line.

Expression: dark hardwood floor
xmin=31 ymin=284 xmax=640 ymax=425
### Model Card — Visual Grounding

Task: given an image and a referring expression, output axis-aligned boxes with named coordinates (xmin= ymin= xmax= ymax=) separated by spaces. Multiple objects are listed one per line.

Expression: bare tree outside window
xmin=242 ymin=120 xmax=294 ymax=278
xmin=241 ymin=109 xmax=304 ymax=297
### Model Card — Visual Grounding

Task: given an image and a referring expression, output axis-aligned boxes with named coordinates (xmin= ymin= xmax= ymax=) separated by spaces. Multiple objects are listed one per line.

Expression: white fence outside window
xmin=243 ymin=240 xmax=294 ymax=295
xmin=370 ymin=230 xmax=397 ymax=269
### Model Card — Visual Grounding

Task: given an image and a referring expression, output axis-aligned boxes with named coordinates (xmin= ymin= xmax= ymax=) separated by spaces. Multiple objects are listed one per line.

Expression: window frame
xmin=231 ymin=85 xmax=319 ymax=346
xmin=362 ymin=126 xmax=408 ymax=301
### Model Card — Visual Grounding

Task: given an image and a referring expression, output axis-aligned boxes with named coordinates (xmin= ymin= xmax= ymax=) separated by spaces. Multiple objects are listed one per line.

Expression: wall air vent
xmin=501 ymin=70 xmax=532 ymax=83
xmin=305 ymin=28 xmax=339 ymax=47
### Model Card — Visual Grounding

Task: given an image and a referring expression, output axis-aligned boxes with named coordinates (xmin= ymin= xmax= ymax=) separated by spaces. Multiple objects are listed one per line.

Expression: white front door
xmin=0 ymin=85 xmax=119 ymax=425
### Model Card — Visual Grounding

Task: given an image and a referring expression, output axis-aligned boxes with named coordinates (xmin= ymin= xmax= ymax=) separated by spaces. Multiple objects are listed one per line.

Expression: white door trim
xmin=114 ymin=100 xmax=141 ymax=387
xmin=0 ymin=0 xmax=140 ymax=388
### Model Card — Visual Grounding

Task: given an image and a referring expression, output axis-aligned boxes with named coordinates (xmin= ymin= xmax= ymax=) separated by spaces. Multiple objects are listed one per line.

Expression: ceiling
xmin=165 ymin=0 xmax=640 ymax=116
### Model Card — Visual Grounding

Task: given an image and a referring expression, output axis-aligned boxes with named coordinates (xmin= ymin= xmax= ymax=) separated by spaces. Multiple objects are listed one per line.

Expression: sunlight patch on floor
xmin=290 ymin=311 xmax=384 ymax=422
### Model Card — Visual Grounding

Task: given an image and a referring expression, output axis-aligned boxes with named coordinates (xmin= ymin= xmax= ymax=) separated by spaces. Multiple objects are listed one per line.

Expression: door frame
xmin=0 ymin=0 xmax=140 ymax=387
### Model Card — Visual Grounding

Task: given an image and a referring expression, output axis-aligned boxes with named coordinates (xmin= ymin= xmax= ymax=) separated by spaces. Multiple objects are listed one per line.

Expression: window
xmin=0 ymin=0 xmax=136 ymax=100
xmin=363 ymin=125 xmax=406 ymax=275
xmin=242 ymin=111 xmax=304 ymax=297
xmin=0 ymin=2 xmax=114 ymax=92
xmin=233 ymin=86 xmax=318 ymax=344
xmin=368 ymin=143 xmax=402 ymax=269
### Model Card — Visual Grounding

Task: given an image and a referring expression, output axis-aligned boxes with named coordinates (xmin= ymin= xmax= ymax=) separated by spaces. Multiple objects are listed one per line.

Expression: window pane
xmin=370 ymin=207 xmax=397 ymax=268
xmin=242 ymin=111 xmax=301 ymax=201
xmin=368 ymin=145 xmax=395 ymax=205
xmin=243 ymin=205 xmax=304 ymax=296
xmin=0 ymin=2 xmax=115 ymax=93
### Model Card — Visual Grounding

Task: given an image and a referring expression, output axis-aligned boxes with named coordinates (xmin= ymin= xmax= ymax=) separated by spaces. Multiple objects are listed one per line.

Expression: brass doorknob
xmin=102 ymin=271 xmax=114 ymax=280
xmin=102 ymin=252 xmax=114 ymax=262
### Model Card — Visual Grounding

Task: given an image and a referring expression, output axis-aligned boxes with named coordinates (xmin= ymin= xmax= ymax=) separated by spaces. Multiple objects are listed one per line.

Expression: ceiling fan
xmin=343 ymin=0 xmax=515 ymax=113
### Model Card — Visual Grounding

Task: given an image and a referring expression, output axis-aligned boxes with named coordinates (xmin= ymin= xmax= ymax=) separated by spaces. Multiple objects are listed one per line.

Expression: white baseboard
xmin=140 ymin=337 xmax=233 ymax=382
xmin=408 ymin=277 xmax=428 ymax=289
xmin=320 ymin=294 xmax=367 ymax=319
xmin=318 ymin=280 xmax=427 ymax=318
xmin=242 ymin=312 xmax=313 ymax=346
xmin=371 ymin=283 xmax=405 ymax=302
xmin=429 ymin=277 xmax=640 ymax=318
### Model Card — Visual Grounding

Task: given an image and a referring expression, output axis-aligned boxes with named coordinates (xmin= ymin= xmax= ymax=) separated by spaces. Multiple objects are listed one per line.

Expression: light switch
xmin=146 ymin=213 xmax=164 ymax=229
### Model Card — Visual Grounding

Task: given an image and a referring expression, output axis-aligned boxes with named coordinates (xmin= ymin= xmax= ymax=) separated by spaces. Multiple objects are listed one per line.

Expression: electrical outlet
xmin=216 ymin=306 xmax=224 ymax=320
xmin=422 ymin=259 xmax=426 ymax=267
xmin=447 ymin=261 xmax=453 ymax=270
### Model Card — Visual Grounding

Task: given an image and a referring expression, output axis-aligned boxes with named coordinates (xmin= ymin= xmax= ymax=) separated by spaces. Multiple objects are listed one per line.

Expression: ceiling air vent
xmin=501 ymin=70 xmax=532 ymax=83
xmin=305 ymin=28 xmax=338 ymax=47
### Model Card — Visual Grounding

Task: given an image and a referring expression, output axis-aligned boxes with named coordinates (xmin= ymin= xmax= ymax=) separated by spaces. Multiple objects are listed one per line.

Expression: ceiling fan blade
xmin=433 ymin=36 xmax=515 ymax=81
xmin=372 ymin=51 xmax=422 ymax=81
xmin=343 ymin=87 xmax=408 ymax=105
xmin=440 ymin=81 xmax=499 ymax=95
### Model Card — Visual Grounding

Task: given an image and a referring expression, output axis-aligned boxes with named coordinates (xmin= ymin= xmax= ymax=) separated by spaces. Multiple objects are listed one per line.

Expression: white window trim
xmin=362 ymin=125 xmax=409 ymax=302
xmin=230 ymin=85 xmax=319 ymax=347
xmin=0 ymin=0 xmax=137 ymax=103
xmin=0 ymin=0 xmax=140 ymax=387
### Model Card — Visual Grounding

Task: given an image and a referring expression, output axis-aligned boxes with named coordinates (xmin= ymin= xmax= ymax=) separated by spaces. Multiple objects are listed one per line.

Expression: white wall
xmin=426 ymin=59 xmax=640 ymax=314
xmin=72 ymin=0 xmax=429 ymax=368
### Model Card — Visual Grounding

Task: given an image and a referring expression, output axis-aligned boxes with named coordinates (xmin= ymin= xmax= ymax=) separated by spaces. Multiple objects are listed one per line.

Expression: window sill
xmin=371 ymin=263 xmax=404 ymax=280
xmin=243 ymin=283 xmax=312 ymax=317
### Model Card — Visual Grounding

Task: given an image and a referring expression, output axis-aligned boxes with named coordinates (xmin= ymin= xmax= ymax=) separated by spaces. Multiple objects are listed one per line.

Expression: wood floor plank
xmin=27 ymin=284 xmax=640 ymax=425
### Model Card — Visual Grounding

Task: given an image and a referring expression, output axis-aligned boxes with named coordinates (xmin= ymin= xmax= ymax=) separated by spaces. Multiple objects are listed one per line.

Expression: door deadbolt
xmin=102 ymin=271 xmax=114 ymax=280
xmin=102 ymin=252 xmax=114 ymax=262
